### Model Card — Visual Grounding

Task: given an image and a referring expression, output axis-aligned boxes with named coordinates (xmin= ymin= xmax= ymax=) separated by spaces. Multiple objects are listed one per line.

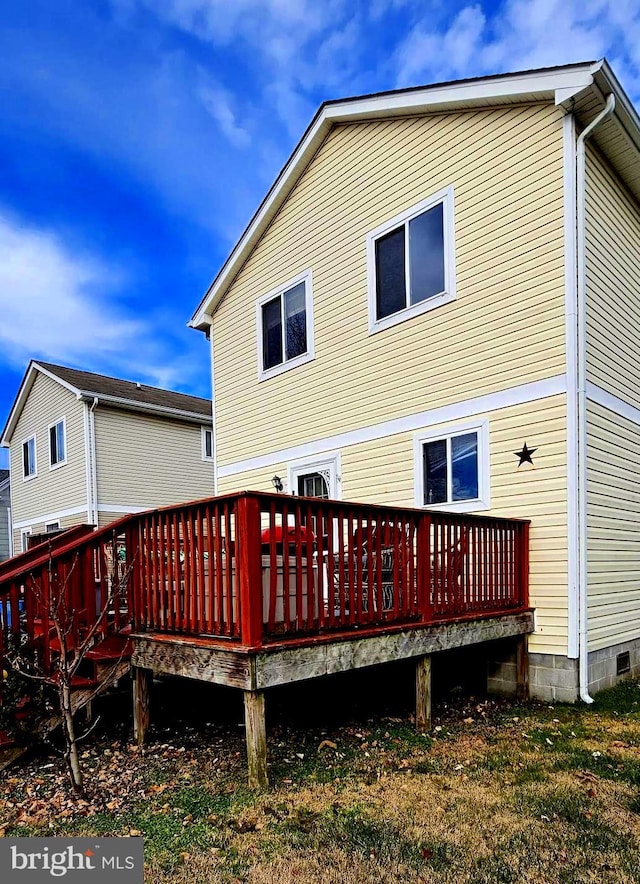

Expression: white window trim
xmin=22 ymin=434 xmax=37 ymax=482
xmin=413 ymin=418 xmax=490 ymax=514
xmin=20 ymin=527 xmax=32 ymax=552
xmin=48 ymin=416 xmax=67 ymax=471
xmin=367 ymin=185 xmax=456 ymax=335
xmin=45 ymin=521 xmax=61 ymax=532
xmin=201 ymin=426 xmax=214 ymax=461
xmin=256 ymin=269 xmax=315 ymax=382
xmin=287 ymin=451 xmax=342 ymax=500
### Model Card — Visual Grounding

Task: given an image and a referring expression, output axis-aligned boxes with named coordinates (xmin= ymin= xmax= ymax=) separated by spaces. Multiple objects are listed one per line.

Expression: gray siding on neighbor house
xmin=0 ymin=481 xmax=10 ymax=561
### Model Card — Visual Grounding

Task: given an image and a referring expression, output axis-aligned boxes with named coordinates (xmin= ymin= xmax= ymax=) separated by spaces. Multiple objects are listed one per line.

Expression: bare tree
xmin=7 ymin=536 xmax=133 ymax=794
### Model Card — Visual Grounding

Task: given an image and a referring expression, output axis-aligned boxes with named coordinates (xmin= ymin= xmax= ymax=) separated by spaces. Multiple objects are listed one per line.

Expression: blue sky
xmin=1 ymin=0 xmax=640 ymax=469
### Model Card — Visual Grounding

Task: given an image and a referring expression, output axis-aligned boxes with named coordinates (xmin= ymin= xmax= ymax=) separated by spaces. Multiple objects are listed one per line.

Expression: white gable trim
xmin=189 ymin=62 xmax=609 ymax=329
xmin=1 ymin=361 xmax=81 ymax=447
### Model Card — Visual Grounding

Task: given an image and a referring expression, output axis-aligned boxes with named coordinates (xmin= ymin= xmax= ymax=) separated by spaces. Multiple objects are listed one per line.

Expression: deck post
xmin=237 ymin=494 xmax=264 ymax=649
xmin=244 ymin=689 xmax=268 ymax=789
xmin=516 ymin=635 xmax=529 ymax=700
xmin=132 ymin=666 xmax=152 ymax=745
xmin=415 ymin=654 xmax=432 ymax=732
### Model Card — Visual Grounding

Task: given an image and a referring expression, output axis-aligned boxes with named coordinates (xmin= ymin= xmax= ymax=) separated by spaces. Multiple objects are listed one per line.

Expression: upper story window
xmin=22 ymin=435 xmax=36 ymax=480
xmin=202 ymin=427 xmax=214 ymax=461
xmin=367 ymin=186 xmax=456 ymax=334
xmin=414 ymin=420 xmax=489 ymax=514
xmin=257 ymin=270 xmax=314 ymax=380
xmin=49 ymin=418 xmax=66 ymax=468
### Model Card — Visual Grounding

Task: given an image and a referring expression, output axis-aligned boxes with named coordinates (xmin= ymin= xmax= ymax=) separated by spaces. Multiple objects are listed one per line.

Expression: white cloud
xmin=393 ymin=0 xmax=640 ymax=101
xmin=0 ymin=210 xmax=186 ymax=389
xmin=198 ymin=78 xmax=250 ymax=148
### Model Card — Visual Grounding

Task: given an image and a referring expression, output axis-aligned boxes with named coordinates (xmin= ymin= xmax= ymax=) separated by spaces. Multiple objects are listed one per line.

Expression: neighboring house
xmin=1 ymin=362 xmax=214 ymax=551
xmin=0 ymin=470 xmax=11 ymax=561
xmin=189 ymin=59 xmax=640 ymax=703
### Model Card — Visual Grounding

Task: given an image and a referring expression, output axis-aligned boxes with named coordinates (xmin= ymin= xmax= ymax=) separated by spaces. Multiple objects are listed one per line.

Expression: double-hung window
xmin=367 ymin=186 xmax=455 ymax=333
xmin=49 ymin=418 xmax=66 ymax=468
xmin=22 ymin=435 xmax=36 ymax=480
xmin=257 ymin=271 xmax=314 ymax=380
xmin=414 ymin=421 xmax=489 ymax=513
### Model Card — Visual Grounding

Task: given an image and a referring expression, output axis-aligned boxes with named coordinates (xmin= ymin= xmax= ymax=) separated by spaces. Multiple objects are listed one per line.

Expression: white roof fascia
xmin=189 ymin=63 xmax=600 ymax=329
xmin=77 ymin=392 xmax=212 ymax=424
xmin=1 ymin=361 xmax=82 ymax=447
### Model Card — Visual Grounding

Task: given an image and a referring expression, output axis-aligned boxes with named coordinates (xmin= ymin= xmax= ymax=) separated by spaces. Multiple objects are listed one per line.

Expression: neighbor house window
xmin=367 ymin=186 xmax=455 ymax=333
xmin=22 ymin=435 xmax=36 ymax=479
xmin=48 ymin=418 xmax=66 ymax=468
xmin=21 ymin=528 xmax=31 ymax=551
xmin=414 ymin=421 xmax=489 ymax=513
xmin=45 ymin=521 xmax=60 ymax=533
xmin=257 ymin=271 xmax=314 ymax=379
xmin=202 ymin=427 xmax=214 ymax=461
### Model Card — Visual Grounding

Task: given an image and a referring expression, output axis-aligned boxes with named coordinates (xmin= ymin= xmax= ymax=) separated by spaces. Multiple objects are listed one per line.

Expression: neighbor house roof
xmin=1 ymin=361 xmax=212 ymax=446
xmin=189 ymin=58 xmax=640 ymax=330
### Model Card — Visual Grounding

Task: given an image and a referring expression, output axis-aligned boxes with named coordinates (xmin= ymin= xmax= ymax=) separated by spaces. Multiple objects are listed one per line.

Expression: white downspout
xmin=576 ymin=93 xmax=615 ymax=704
xmin=88 ymin=397 xmax=99 ymax=525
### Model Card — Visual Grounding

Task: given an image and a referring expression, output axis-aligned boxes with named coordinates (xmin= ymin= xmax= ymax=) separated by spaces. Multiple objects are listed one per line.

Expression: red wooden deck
xmin=0 ymin=491 xmax=529 ymax=675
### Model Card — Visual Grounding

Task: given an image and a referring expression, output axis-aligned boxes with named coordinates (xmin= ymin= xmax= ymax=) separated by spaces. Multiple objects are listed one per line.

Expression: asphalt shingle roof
xmin=37 ymin=362 xmax=211 ymax=418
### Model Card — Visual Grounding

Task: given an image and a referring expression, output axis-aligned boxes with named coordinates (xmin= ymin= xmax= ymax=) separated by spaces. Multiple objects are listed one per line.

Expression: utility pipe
xmin=576 ymin=93 xmax=615 ymax=703
xmin=88 ymin=397 xmax=99 ymax=526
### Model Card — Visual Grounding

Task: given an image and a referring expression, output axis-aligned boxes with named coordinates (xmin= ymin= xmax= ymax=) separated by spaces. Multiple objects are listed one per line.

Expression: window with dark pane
xmin=375 ymin=226 xmax=406 ymax=319
xmin=50 ymin=420 xmax=65 ymax=465
xmin=23 ymin=436 xmax=36 ymax=478
xmin=284 ymin=282 xmax=307 ymax=359
xmin=262 ymin=296 xmax=283 ymax=370
xmin=203 ymin=429 xmax=213 ymax=459
xmin=451 ymin=433 xmax=478 ymax=501
xmin=409 ymin=202 xmax=445 ymax=304
xmin=423 ymin=439 xmax=447 ymax=504
xmin=297 ymin=472 xmax=329 ymax=499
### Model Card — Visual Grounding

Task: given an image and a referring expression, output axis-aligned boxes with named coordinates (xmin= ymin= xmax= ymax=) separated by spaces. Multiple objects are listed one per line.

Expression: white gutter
xmin=576 ymin=93 xmax=616 ymax=704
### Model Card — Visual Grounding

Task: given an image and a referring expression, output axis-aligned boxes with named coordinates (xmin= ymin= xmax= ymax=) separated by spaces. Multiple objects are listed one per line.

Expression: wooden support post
xmin=84 ymin=700 xmax=93 ymax=725
xmin=415 ymin=654 xmax=432 ymax=732
xmin=132 ymin=666 xmax=152 ymax=746
xmin=516 ymin=635 xmax=529 ymax=701
xmin=244 ymin=689 xmax=268 ymax=789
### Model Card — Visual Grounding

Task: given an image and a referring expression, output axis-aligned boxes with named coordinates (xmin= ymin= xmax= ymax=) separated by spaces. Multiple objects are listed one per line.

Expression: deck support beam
xmin=132 ymin=666 xmax=152 ymax=746
xmin=516 ymin=635 xmax=529 ymax=701
xmin=415 ymin=654 xmax=432 ymax=732
xmin=243 ymin=689 xmax=268 ymax=789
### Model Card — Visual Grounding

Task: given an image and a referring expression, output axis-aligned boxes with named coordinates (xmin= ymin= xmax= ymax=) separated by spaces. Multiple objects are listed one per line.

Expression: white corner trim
xmin=47 ymin=415 xmax=68 ymax=471
xmin=256 ymin=269 xmax=315 ymax=382
xmin=563 ymin=111 xmax=579 ymax=660
xmin=12 ymin=504 xmax=89 ymax=531
xmin=209 ymin=321 xmax=219 ymax=495
xmin=287 ymin=450 xmax=342 ymax=499
xmin=366 ymin=185 xmax=456 ymax=335
xmin=586 ymin=382 xmax=640 ymax=426
xmin=218 ymin=374 xmax=567 ymax=479
xmin=413 ymin=418 xmax=490 ymax=513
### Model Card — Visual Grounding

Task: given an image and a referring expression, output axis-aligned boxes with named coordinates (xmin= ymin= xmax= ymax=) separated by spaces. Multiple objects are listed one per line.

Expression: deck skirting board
xmin=132 ymin=611 xmax=533 ymax=691
xmin=254 ymin=611 xmax=534 ymax=689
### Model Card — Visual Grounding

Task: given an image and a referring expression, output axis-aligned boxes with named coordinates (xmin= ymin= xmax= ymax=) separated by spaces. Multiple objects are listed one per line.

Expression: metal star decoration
xmin=514 ymin=442 xmax=537 ymax=466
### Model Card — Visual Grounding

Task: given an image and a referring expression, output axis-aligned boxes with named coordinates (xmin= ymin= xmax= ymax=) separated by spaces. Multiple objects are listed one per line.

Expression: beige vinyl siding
xmin=11 ymin=512 xmax=89 ymax=552
xmin=93 ymin=406 xmax=213 ymax=514
xmin=9 ymin=372 xmax=87 ymax=526
xmin=218 ymin=394 xmax=568 ymax=656
xmin=585 ymin=144 xmax=640 ymax=407
xmin=587 ymin=401 xmax=640 ymax=651
xmin=213 ymin=102 xmax=566 ymax=469
xmin=0 ymin=484 xmax=10 ymax=561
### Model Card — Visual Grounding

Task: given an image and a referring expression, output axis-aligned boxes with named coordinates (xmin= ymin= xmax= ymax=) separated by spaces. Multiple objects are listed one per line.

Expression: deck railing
xmin=0 ymin=492 xmax=530 ymax=664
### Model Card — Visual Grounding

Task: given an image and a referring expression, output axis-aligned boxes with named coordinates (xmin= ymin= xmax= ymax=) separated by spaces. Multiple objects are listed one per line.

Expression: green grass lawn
xmin=2 ymin=680 xmax=640 ymax=882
